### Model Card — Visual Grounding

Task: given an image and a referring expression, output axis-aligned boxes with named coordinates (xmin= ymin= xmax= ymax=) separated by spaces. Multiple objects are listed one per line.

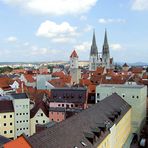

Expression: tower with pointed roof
xmin=102 ymin=29 xmax=111 ymax=69
xmin=70 ymin=50 xmax=81 ymax=84
xmin=89 ymin=30 xmax=100 ymax=71
xmin=70 ymin=50 xmax=79 ymax=69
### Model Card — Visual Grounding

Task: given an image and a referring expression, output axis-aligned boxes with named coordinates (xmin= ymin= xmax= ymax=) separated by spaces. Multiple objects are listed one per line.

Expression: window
xmin=16 ymin=113 xmax=18 ymax=116
xmin=26 ymin=127 xmax=28 ymax=129
xmin=137 ymin=96 xmax=139 ymax=99
xmin=36 ymin=120 xmax=38 ymax=123
xmin=17 ymin=129 xmax=19 ymax=131
xmin=41 ymin=113 xmax=43 ymax=116
xmin=20 ymin=128 xmax=22 ymax=130
xmin=17 ymin=121 xmax=18 ymax=123
xmin=4 ymin=123 xmax=6 ymax=126
xmin=20 ymin=121 xmax=22 ymax=123
xmin=26 ymin=120 xmax=28 ymax=122
xmin=97 ymin=93 xmax=100 ymax=99
xmin=4 ymin=131 xmax=7 ymax=134
xmin=62 ymin=104 xmax=64 ymax=107
xmin=132 ymin=96 xmax=135 ymax=98
xmin=71 ymin=104 xmax=74 ymax=107
xmin=4 ymin=115 xmax=6 ymax=118
xmin=75 ymin=104 xmax=78 ymax=107
xmin=10 ymin=130 xmax=13 ymax=133
xmin=20 ymin=113 xmax=22 ymax=115
xmin=122 ymin=94 xmax=125 ymax=98
xmin=26 ymin=113 xmax=28 ymax=115
xmin=23 ymin=120 xmax=25 ymax=122
xmin=10 ymin=122 xmax=12 ymax=126
xmin=23 ymin=113 xmax=25 ymax=115
xmin=43 ymin=120 xmax=45 ymax=123
xmin=58 ymin=104 xmax=61 ymax=107
xmin=23 ymin=128 xmax=25 ymax=130
xmin=10 ymin=115 xmax=12 ymax=118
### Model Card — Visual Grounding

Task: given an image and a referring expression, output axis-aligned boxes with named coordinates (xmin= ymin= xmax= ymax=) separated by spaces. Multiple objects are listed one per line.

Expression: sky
xmin=0 ymin=0 xmax=148 ymax=63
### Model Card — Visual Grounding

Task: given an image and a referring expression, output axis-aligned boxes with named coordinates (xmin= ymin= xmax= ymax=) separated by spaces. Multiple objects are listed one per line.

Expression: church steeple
xmin=90 ymin=30 xmax=98 ymax=55
xmin=102 ymin=29 xmax=109 ymax=55
xmin=102 ymin=29 xmax=111 ymax=69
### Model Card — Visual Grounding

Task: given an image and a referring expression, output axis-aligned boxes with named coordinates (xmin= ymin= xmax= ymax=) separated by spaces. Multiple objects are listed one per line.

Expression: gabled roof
xmin=0 ymin=100 xmax=14 ymax=113
xmin=70 ymin=50 xmax=78 ymax=58
xmin=0 ymin=135 xmax=11 ymax=146
xmin=0 ymin=77 xmax=14 ymax=88
xmin=50 ymin=87 xmax=87 ymax=104
xmin=24 ymin=74 xmax=35 ymax=83
xmin=3 ymin=134 xmax=32 ymax=148
xmin=30 ymin=100 xmax=49 ymax=118
xmin=123 ymin=63 xmax=129 ymax=67
xmin=131 ymin=67 xmax=143 ymax=74
xmin=28 ymin=93 xmax=131 ymax=148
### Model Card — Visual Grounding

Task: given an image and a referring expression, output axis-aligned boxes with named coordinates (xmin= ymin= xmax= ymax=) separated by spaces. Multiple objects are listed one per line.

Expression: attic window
xmin=106 ymin=76 xmax=111 ymax=80
xmin=80 ymin=141 xmax=87 ymax=147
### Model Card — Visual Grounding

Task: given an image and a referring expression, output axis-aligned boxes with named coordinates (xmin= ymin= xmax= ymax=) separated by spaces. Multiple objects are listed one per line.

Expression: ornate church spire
xmin=90 ymin=30 xmax=98 ymax=56
xmin=102 ymin=29 xmax=109 ymax=55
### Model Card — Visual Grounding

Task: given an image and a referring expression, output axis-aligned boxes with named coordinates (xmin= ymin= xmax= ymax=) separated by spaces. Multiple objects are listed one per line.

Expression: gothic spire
xmin=90 ymin=30 xmax=98 ymax=55
xmin=102 ymin=29 xmax=109 ymax=54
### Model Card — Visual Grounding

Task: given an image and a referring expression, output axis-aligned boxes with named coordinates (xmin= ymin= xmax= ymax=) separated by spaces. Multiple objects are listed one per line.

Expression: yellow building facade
xmin=0 ymin=112 xmax=15 ymax=139
xmin=97 ymin=109 xmax=132 ymax=148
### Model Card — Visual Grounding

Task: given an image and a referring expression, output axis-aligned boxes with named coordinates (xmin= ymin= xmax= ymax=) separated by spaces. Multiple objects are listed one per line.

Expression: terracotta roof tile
xmin=70 ymin=50 xmax=78 ymax=58
xmin=4 ymin=134 xmax=32 ymax=148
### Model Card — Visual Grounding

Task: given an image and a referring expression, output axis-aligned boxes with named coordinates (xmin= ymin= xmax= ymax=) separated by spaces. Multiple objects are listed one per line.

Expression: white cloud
xmin=131 ymin=0 xmax=148 ymax=11
xmin=36 ymin=20 xmax=78 ymax=43
xmin=98 ymin=18 xmax=126 ymax=24
xmin=83 ymin=24 xmax=93 ymax=32
xmin=30 ymin=46 xmax=61 ymax=55
xmin=6 ymin=36 xmax=17 ymax=42
xmin=110 ymin=43 xmax=124 ymax=51
xmin=74 ymin=42 xmax=91 ymax=52
xmin=23 ymin=42 xmax=29 ymax=46
xmin=2 ymin=0 xmax=98 ymax=16
xmin=80 ymin=15 xmax=87 ymax=21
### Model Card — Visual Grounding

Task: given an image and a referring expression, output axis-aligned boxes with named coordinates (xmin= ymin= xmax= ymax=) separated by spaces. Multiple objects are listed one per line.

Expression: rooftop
xmin=28 ymin=93 xmax=131 ymax=148
xmin=0 ymin=100 xmax=14 ymax=113
xmin=99 ymin=84 xmax=145 ymax=89
xmin=10 ymin=93 xmax=29 ymax=99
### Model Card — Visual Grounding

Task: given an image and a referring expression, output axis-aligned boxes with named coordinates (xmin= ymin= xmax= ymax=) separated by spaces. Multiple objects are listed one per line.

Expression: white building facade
xmin=96 ymin=84 xmax=147 ymax=135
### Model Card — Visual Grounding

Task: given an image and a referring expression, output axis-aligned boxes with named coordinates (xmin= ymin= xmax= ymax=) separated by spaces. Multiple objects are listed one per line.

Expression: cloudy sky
xmin=0 ymin=0 xmax=148 ymax=63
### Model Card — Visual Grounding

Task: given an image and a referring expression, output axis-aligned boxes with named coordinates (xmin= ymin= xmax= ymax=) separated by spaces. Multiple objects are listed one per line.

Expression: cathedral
xmin=89 ymin=30 xmax=114 ymax=71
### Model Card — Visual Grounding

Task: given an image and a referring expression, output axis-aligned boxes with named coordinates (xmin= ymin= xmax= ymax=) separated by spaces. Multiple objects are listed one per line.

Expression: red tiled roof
xmin=0 ymin=77 xmax=14 ymax=88
xmin=49 ymin=79 xmax=66 ymax=88
xmin=52 ymin=71 xmax=65 ymax=78
xmin=131 ymin=67 xmax=143 ymax=74
xmin=24 ymin=74 xmax=35 ymax=83
xmin=4 ymin=134 xmax=31 ymax=148
xmin=70 ymin=50 xmax=78 ymax=58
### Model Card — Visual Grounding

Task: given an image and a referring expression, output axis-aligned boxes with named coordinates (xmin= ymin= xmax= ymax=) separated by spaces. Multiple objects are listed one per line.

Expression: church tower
xmin=70 ymin=50 xmax=78 ymax=69
xmin=89 ymin=30 xmax=99 ymax=71
xmin=102 ymin=29 xmax=110 ymax=69
xmin=70 ymin=50 xmax=81 ymax=84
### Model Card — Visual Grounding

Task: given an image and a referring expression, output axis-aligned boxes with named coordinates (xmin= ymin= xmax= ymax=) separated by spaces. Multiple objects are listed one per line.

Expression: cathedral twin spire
xmin=90 ymin=30 xmax=98 ymax=56
xmin=89 ymin=29 xmax=111 ymax=71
